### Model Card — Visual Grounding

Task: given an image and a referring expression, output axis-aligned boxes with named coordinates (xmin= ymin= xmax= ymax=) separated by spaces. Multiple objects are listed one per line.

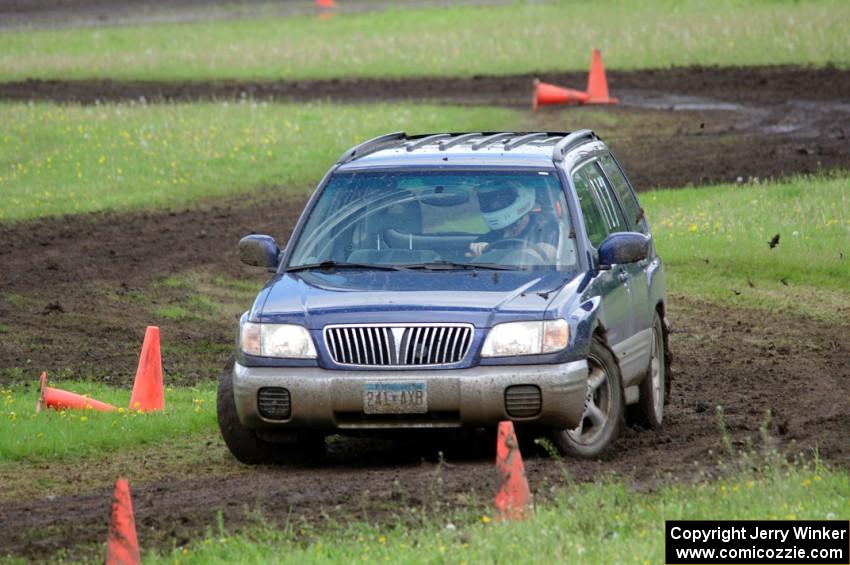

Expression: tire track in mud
xmin=2 ymin=66 xmax=848 ymax=106
xmin=2 ymin=67 xmax=847 ymax=190
xmin=0 ymin=64 xmax=849 ymax=561
xmin=1 ymin=297 xmax=848 ymax=561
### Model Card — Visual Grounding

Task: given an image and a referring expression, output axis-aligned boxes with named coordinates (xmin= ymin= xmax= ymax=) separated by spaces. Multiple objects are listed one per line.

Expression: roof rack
xmin=471 ymin=132 xmax=515 ymax=151
xmin=405 ymin=133 xmax=452 ymax=152
xmin=439 ymin=132 xmax=482 ymax=151
xmin=335 ymin=130 xmax=600 ymax=163
xmin=336 ymin=131 xmax=407 ymax=164
xmin=504 ymin=132 xmax=548 ymax=151
xmin=551 ymin=129 xmax=598 ymax=162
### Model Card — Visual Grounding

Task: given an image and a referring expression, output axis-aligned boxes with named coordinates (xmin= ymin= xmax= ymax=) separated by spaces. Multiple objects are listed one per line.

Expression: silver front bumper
xmin=232 ymin=360 xmax=589 ymax=430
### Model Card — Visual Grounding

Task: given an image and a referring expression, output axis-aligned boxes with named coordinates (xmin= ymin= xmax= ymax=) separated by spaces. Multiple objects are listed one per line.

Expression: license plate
xmin=363 ymin=382 xmax=427 ymax=414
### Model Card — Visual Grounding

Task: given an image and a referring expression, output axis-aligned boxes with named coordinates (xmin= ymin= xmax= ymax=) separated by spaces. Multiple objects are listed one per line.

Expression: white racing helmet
xmin=477 ymin=181 xmax=535 ymax=230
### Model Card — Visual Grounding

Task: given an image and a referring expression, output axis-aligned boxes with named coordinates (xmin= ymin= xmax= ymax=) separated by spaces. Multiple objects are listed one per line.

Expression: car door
xmin=571 ymin=163 xmax=632 ymax=352
xmin=598 ymin=154 xmax=652 ymax=334
xmin=576 ymin=162 xmax=650 ymax=388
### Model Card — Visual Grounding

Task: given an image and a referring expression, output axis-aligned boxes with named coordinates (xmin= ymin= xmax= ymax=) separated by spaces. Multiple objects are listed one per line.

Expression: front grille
xmin=324 ymin=324 xmax=473 ymax=367
xmin=505 ymin=385 xmax=542 ymax=418
xmin=257 ymin=387 xmax=291 ymax=420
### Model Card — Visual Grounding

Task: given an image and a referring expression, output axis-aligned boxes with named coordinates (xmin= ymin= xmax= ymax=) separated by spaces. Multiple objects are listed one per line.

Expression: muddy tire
xmin=553 ymin=336 xmax=624 ymax=458
xmin=631 ymin=315 xmax=666 ymax=429
xmin=217 ymin=356 xmax=280 ymax=465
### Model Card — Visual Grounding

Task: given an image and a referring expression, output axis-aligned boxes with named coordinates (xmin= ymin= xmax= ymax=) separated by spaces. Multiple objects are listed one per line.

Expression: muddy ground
xmin=3 ymin=66 xmax=849 ymax=189
xmin=1 ymin=296 xmax=848 ymax=561
xmin=0 ymin=65 xmax=849 ymax=560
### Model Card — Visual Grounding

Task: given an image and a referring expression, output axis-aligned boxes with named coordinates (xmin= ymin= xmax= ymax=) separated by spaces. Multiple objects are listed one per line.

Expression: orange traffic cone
xmin=105 ymin=478 xmax=141 ymax=565
xmin=585 ymin=49 xmax=618 ymax=105
xmin=129 ymin=326 xmax=164 ymax=412
xmin=532 ymin=78 xmax=590 ymax=110
xmin=38 ymin=371 xmax=117 ymax=413
xmin=315 ymin=0 xmax=335 ymax=8
xmin=493 ymin=421 xmax=533 ymax=520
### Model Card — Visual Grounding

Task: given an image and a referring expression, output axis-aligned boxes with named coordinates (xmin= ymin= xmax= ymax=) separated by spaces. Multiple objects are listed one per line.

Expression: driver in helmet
xmin=467 ymin=180 xmax=558 ymax=261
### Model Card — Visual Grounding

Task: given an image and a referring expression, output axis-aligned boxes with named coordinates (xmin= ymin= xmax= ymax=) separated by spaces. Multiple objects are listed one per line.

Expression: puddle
xmin=622 ymin=92 xmax=744 ymax=112
xmin=762 ymin=124 xmax=801 ymax=134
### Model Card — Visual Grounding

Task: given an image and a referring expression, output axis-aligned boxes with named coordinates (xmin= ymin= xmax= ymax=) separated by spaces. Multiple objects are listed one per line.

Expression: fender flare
xmin=567 ymin=296 xmax=604 ymax=358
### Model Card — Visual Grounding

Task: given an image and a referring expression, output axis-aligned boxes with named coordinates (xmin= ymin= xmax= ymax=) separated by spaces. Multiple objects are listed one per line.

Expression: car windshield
xmin=286 ymin=170 xmax=579 ymax=271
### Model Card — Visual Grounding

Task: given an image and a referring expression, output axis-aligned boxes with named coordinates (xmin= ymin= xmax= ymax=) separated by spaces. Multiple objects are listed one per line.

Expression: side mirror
xmin=598 ymin=232 xmax=649 ymax=268
xmin=238 ymin=235 xmax=281 ymax=270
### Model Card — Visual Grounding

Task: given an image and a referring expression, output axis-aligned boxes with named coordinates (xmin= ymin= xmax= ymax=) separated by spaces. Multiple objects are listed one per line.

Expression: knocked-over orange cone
xmin=129 ymin=326 xmax=164 ymax=412
xmin=105 ymin=478 xmax=141 ymax=565
xmin=493 ymin=421 xmax=533 ymax=520
xmin=585 ymin=49 xmax=618 ymax=105
xmin=38 ymin=371 xmax=117 ymax=413
xmin=532 ymin=78 xmax=590 ymax=110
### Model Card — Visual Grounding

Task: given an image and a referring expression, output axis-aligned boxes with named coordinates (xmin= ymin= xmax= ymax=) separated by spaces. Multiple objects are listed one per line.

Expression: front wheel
xmin=553 ymin=337 xmax=624 ymax=458
xmin=217 ymin=356 xmax=281 ymax=464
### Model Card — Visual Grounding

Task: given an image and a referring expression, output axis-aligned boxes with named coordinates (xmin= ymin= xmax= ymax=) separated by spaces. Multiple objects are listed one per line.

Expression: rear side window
xmin=572 ymin=163 xmax=627 ymax=248
xmin=600 ymin=154 xmax=646 ymax=233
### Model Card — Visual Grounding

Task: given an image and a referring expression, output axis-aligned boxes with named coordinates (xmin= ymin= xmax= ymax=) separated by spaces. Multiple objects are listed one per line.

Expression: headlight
xmin=240 ymin=322 xmax=317 ymax=358
xmin=481 ymin=319 xmax=569 ymax=357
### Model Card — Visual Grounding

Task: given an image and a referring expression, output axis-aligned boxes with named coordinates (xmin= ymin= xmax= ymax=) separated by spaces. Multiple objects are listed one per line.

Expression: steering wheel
xmin=476 ymin=238 xmax=547 ymax=264
xmin=485 ymin=238 xmax=530 ymax=251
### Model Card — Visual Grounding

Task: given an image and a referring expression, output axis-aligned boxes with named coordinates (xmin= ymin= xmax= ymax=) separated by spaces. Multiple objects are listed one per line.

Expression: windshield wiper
xmin=400 ymin=261 xmax=517 ymax=271
xmin=285 ymin=260 xmax=404 ymax=273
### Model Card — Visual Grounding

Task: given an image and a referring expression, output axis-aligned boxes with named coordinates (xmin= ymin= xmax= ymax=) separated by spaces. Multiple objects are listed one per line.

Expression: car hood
xmin=254 ymin=269 xmax=577 ymax=329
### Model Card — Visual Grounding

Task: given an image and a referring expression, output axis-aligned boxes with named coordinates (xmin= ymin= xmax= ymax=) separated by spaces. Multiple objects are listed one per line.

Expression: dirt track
xmin=1 ymin=65 xmax=849 ymax=560
xmin=1 ymin=190 xmax=849 ymax=562
xmin=3 ymin=66 xmax=848 ymax=189
xmin=1 ymin=297 xmax=848 ymax=561
xmin=5 ymin=65 xmax=849 ymax=107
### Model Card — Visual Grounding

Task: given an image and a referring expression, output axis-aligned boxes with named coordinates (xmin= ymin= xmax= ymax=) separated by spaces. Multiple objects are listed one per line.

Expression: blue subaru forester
xmin=218 ymin=130 xmax=670 ymax=463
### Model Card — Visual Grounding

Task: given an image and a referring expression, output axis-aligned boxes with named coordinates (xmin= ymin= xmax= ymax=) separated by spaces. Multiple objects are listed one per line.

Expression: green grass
xmin=0 ymin=380 xmax=216 ymax=462
xmin=0 ymin=1 xmax=847 ymax=81
xmin=149 ymin=466 xmax=849 ymax=564
xmin=161 ymin=276 xmax=193 ymax=290
xmin=151 ymin=271 xmax=261 ymax=326
xmin=156 ymin=296 xmax=221 ymax=321
xmin=0 ymin=102 xmax=514 ymax=222
xmin=156 ymin=305 xmax=197 ymax=321
xmin=643 ymin=174 xmax=850 ymax=319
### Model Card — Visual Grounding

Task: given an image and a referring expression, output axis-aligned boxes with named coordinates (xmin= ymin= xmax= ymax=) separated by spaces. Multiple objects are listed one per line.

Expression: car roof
xmin=335 ymin=131 xmax=603 ymax=171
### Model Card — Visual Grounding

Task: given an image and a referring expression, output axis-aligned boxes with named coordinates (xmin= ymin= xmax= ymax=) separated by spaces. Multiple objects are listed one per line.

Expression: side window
xmin=572 ymin=166 xmax=609 ymax=248
xmin=600 ymin=154 xmax=646 ymax=234
xmin=585 ymin=163 xmax=627 ymax=235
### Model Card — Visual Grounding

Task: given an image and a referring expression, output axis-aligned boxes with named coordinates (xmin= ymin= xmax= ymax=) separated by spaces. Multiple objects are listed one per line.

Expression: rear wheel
xmin=632 ymin=315 xmax=666 ymax=429
xmin=553 ymin=336 xmax=624 ymax=458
